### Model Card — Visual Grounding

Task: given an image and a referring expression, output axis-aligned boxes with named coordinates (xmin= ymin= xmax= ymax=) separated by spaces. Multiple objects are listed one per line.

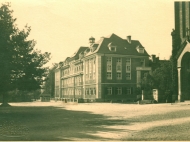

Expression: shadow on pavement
xmin=0 ymin=105 xmax=133 ymax=141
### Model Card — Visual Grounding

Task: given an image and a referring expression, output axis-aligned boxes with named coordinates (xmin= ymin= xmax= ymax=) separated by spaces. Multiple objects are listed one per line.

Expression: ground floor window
xmin=127 ymin=87 xmax=133 ymax=95
xmin=117 ymin=87 xmax=122 ymax=95
xmin=85 ymin=88 xmax=96 ymax=95
xmin=85 ymin=89 xmax=89 ymax=95
xmin=107 ymin=87 xmax=112 ymax=95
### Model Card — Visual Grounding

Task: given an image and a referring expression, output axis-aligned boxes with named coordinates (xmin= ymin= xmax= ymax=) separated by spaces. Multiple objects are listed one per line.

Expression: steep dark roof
xmin=68 ymin=46 xmax=88 ymax=61
xmin=86 ymin=33 xmax=149 ymax=56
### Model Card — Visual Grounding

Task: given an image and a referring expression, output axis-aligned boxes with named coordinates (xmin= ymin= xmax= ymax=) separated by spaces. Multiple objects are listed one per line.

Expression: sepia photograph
xmin=0 ymin=0 xmax=190 ymax=141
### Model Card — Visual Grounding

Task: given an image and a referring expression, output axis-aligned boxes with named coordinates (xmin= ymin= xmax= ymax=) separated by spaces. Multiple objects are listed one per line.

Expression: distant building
xmin=172 ymin=2 xmax=190 ymax=101
xmin=55 ymin=33 xmax=151 ymax=102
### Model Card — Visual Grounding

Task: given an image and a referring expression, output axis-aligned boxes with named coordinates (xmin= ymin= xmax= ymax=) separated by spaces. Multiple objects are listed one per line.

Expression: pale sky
xmin=0 ymin=0 xmax=176 ymax=67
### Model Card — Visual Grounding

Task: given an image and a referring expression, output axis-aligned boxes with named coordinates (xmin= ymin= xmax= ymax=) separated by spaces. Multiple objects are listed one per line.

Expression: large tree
xmin=0 ymin=3 xmax=51 ymax=105
xmin=151 ymin=60 xmax=173 ymax=102
xmin=152 ymin=60 xmax=172 ymax=92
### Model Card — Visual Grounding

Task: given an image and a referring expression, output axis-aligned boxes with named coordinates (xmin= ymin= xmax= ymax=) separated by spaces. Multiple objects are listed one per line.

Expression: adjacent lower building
xmin=55 ymin=33 xmax=151 ymax=102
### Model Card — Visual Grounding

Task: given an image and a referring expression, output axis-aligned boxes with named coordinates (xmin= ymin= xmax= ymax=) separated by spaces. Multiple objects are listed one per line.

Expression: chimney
xmin=151 ymin=55 xmax=156 ymax=63
xmin=89 ymin=36 xmax=95 ymax=45
xmin=127 ymin=35 xmax=131 ymax=44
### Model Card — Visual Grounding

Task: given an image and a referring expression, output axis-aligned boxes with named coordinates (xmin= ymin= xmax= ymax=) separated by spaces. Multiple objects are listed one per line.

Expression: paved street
xmin=0 ymin=101 xmax=190 ymax=141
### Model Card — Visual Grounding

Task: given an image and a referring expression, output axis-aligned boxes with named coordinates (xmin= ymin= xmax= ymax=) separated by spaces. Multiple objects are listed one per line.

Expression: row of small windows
xmin=115 ymin=65 xmax=131 ymax=72
xmin=62 ymin=88 xmax=82 ymax=96
xmin=106 ymin=87 xmax=133 ymax=95
xmin=85 ymin=73 xmax=96 ymax=80
xmin=107 ymin=57 xmax=131 ymax=63
xmin=61 ymin=63 xmax=83 ymax=77
xmin=62 ymin=76 xmax=82 ymax=87
xmin=85 ymin=88 xmax=96 ymax=95
xmin=107 ymin=72 xmax=131 ymax=80
xmin=107 ymin=57 xmax=145 ymax=66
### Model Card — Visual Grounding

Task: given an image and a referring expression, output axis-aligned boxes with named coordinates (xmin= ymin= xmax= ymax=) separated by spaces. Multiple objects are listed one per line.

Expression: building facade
xmin=172 ymin=2 xmax=190 ymax=101
xmin=55 ymin=33 xmax=151 ymax=102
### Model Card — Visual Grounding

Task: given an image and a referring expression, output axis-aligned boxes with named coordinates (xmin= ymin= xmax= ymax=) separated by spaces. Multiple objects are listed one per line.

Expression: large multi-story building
xmin=55 ymin=33 xmax=151 ymax=102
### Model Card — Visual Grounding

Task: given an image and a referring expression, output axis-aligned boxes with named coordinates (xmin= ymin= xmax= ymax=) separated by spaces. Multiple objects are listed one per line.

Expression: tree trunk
xmin=0 ymin=92 xmax=11 ymax=107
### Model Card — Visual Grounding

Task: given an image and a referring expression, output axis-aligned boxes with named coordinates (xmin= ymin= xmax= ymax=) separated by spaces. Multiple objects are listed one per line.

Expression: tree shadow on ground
xmin=0 ymin=105 xmax=134 ymax=141
xmin=126 ymin=122 xmax=190 ymax=141
xmin=124 ymin=109 xmax=190 ymax=141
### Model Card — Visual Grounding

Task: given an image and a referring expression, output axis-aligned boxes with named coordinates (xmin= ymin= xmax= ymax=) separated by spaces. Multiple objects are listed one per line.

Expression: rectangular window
xmin=93 ymin=88 xmax=96 ymax=95
xmin=117 ymin=73 xmax=122 ymax=80
xmin=127 ymin=88 xmax=131 ymax=94
xmin=86 ymin=89 xmax=89 ymax=95
xmin=117 ymin=87 xmax=122 ymax=95
xmin=126 ymin=58 xmax=131 ymax=80
xmin=117 ymin=58 xmax=121 ymax=63
xmin=107 ymin=72 xmax=112 ymax=79
xmin=126 ymin=66 xmax=131 ymax=71
xmin=139 ymin=48 xmax=144 ymax=53
xmin=107 ymin=64 xmax=112 ymax=72
xmin=107 ymin=57 xmax=112 ymax=63
xmin=126 ymin=58 xmax=131 ymax=65
xmin=86 ymin=60 xmax=89 ymax=74
xmin=89 ymin=60 xmax=92 ymax=73
xmin=126 ymin=73 xmax=131 ymax=80
xmin=107 ymin=87 xmax=112 ymax=95
xmin=141 ymin=59 xmax=145 ymax=67
xmin=107 ymin=57 xmax=112 ymax=79
xmin=110 ymin=46 xmax=116 ymax=51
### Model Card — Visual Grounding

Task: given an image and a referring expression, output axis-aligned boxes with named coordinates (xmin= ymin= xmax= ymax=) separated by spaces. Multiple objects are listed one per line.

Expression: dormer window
xmin=136 ymin=45 xmax=144 ymax=53
xmin=110 ymin=46 xmax=116 ymax=51
xmin=108 ymin=42 xmax=117 ymax=52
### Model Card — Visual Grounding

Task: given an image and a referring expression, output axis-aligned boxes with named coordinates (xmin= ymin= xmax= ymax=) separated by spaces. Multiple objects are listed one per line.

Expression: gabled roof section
xmin=93 ymin=33 xmax=149 ymax=56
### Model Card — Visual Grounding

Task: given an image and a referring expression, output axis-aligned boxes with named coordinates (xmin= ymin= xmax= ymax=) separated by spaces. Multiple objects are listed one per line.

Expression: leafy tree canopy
xmin=0 ymin=3 xmax=51 ymax=95
xmin=152 ymin=60 xmax=172 ymax=92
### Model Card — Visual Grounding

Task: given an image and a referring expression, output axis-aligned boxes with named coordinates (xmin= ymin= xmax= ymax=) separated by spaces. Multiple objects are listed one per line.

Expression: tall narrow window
xmin=117 ymin=73 xmax=122 ymax=80
xmin=127 ymin=88 xmax=131 ymax=94
xmin=107 ymin=65 xmax=112 ymax=71
xmin=117 ymin=87 xmax=122 ymax=95
xmin=93 ymin=58 xmax=96 ymax=79
xmin=126 ymin=58 xmax=131 ymax=80
xmin=116 ymin=58 xmax=122 ymax=79
xmin=85 ymin=60 xmax=89 ymax=81
xmin=106 ymin=57 xmax=112 ymax=79
xmin=140 ymin=59 xmax=145 ymax=67
xmin=107 ymin=87 xmax=112 ymax=95
xmin=107 ymin=72 xmax=112 ymax=79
